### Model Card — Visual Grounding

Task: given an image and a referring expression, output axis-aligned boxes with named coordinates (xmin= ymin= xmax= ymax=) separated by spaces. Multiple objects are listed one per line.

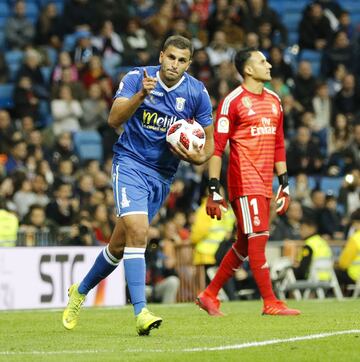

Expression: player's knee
xmin=233 ymin=240 xmax=248 ymax=259
xmin=108 ymin=242 xmax=124 ymax=259
xmin=125 ymin=223 xmax=148 ymax=247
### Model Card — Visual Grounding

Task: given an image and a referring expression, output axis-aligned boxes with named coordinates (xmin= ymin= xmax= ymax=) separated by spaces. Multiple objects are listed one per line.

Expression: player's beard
xmin=161 ymin=69 xmax=182 ymax=85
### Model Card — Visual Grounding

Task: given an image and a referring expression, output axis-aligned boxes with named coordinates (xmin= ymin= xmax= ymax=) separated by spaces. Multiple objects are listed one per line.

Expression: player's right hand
xmin=206 ymin=178 xmax=228 ymax=220
xmin=141 ymin=69 xmax=157 ymax=97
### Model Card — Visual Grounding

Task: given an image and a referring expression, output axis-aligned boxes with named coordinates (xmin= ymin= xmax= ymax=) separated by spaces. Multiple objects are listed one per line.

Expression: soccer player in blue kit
xmin=63 ymin=35 xmax=214 ymax=335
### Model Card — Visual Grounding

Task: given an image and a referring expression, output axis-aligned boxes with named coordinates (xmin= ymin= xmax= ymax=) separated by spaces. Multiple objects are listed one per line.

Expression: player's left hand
xmin=275 ymin=184 xmax=290 ymax=215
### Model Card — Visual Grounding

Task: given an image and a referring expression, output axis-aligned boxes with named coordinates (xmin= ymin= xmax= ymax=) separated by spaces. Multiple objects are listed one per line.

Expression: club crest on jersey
xmin=175 ymin=97 xmax=186 ymax=111
xmin=242 ymin=96 xmax=256 ymax=116
xmin=242 ymin=96 xmax=252 ymax=108
xmin=253 ymin=216 xmax=260 ymax=226
xmin=272 ymin=103 xmax=278 ymax=115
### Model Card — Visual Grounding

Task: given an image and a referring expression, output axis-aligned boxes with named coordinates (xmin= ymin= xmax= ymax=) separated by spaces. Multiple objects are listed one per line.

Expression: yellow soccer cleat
xmin=62 ymin=283 xmax=86 ymax=330
xmin=135 ymin=308 xmax=162 ymax=336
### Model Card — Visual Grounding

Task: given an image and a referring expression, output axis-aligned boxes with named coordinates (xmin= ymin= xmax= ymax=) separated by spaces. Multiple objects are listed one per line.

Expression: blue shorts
xmin=112 ymin=161 xmax=171 ymax=223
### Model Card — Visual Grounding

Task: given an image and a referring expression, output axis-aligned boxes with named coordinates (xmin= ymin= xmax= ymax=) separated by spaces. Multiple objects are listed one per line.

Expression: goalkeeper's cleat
xmin=196 ymin=290 xmax=224 ymax=317
xmin=136 ymin=308 xmax=162 ymax=336
xmin=62 ymin=283 xmax=86 ymax=330
xmin=262 ymin=300 xmax=301 ymax=316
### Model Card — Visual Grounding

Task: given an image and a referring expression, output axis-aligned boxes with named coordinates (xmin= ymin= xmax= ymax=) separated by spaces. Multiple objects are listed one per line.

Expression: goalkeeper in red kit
xmin=196 ymin=47 xmax=300 ymax=316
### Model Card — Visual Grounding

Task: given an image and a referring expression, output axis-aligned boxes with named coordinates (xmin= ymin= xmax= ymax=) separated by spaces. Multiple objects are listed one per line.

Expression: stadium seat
xmin=299 ymin=50 xmax=322 ymax=77
xmin=283 ymin=1 xmax=307 ymax=13
xmin=73 ymin=130 xmax=103 ymax=162
xmin=0 ymin=3 xmax=10 ymax=17
xmin=282 ymin=13 xmax=302 ymax=33
xmin=320 ymin=177 xmax=342 ymax=197
xmin=62 ymin=33 xmax=77 ymax=52
xmin=287 ymin=31 xmax=298 ymax=45
xmin=5 ymin=50 xmax=24 ymax=81
xmin=0 ymin=31 xmax=5 ymax=51
xmin=25 ymin=2 xmax=39 ymax=17
xmin=350 ymin=13 xmax=360 ymax=24
xmin=342 ymin=1 xmax=360 ymax=12
xmin=299 ymin=49 xmax=322 ymax=62
xmin=40 ymin=66 xmax=52 ymax=86
xmin=274 ymin=257 xmax=343 ymax=301
xmin=352 ymin=276 xmax=360 ymax=298
xmin=4 ymin=49 xmax=23 ymax=66
xmin=0 ymin=16 xmax=7 ymax=30
xmin=53 ymin=0 xmax=64 ymax=15
xmin=45 ymin=46 xmax=58 ymax=66
xmin=7 ymin=63 xmax=21 ymax=82
xmin=0 ymin=83 xmax=15 ymax=109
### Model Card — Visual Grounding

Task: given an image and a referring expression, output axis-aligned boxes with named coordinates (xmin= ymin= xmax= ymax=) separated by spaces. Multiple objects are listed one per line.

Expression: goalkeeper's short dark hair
xmin=234 ymin=47 xmax=258 ymax=77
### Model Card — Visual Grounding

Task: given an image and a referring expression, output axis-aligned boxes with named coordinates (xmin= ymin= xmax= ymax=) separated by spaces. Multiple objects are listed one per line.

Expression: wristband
xmin=208 ymin=178 xmax=220 ymax=194
xmin=278 ymin=172 xmax=289 ymax=187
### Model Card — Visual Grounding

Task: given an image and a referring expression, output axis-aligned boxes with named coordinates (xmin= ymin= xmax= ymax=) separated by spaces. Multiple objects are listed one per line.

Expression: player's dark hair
xmin=234 ymin=47 xmax=258 ymax=77
xmin=163 ymin=35 xmax=194 ymax=59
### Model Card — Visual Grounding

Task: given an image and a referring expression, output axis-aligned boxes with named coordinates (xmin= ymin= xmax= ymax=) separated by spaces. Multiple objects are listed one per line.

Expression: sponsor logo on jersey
xmin=250 ymin=117 xmax=276 ymax=136
xmin=217 ymin=116 xmax=229 ymax=133
xmin=142 ymin=110 xmax=184 ymax=132
xmin=150 ymin=90 xmax=164 ymax=97
xmin=175 ymin=97 xmax=186 ymax=111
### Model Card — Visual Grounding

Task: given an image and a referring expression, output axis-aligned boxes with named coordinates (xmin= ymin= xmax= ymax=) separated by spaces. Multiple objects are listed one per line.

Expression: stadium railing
xmin=175 ymin=243 xmax=206 ymax=302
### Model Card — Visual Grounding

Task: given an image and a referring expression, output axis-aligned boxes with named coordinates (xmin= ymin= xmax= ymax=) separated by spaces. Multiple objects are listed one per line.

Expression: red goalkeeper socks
xmin=248 ymin=232 xmax=276 ymax=301
xmin=206 ymin=237 xmax=248 ymax=297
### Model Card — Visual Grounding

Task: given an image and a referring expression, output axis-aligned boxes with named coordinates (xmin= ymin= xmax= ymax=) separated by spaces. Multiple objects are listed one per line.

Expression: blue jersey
xmin=113 ymin=65 xmax=212 ymax=182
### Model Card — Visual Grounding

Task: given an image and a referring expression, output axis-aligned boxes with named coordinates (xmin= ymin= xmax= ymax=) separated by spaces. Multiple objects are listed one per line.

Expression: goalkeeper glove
xmin=206 ymin=178 xmax=228 ymax=220
xmin=275 ymin=172 xmax=290 ymax=215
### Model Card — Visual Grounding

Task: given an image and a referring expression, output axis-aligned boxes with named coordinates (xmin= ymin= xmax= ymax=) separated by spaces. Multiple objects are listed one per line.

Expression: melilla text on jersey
xmin=142 ymin=109 xmax=185 ymax=132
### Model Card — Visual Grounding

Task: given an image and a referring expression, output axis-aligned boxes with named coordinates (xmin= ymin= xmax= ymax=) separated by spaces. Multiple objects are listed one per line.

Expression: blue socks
xmin=124 ymin=247 xmax=146 ymax=316
xmin=78 ymin=245 xmax=120 ymax=295
xmin=78 ymin=245 xmax=147 ymax=316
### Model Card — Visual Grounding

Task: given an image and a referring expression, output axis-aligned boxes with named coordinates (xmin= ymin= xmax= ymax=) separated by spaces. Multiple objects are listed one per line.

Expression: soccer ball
xmin=166 ymin=119 xmax=206 ymax=151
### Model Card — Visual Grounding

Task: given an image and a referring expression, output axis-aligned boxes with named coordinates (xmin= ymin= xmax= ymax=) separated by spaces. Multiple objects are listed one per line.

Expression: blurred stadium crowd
xmin=0 ymin=0 xmax=359 ymax=274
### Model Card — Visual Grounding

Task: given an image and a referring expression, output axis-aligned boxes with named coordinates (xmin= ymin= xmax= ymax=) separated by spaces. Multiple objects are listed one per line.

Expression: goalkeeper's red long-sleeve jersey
xmin=214 ymin=85 xmax=286 ymax=201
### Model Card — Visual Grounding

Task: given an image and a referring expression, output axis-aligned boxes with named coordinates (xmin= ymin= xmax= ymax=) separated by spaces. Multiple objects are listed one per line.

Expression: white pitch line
xmin=127 ymin=329 xmax=360 ymax=353
xmin=0 ymin=349 xmax=113 ymax=356
xmin=1 ymin=330 xmax=359 ymax=356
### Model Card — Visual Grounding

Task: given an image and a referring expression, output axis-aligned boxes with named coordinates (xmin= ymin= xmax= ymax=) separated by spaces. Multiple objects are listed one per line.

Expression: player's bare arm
xmin=108 ymin=69 xmax=157 ymax=128
xmin=208 ymin=154 xmax=222 ymax=179
xmin=172 ymin=124 xmax=214 ymax=165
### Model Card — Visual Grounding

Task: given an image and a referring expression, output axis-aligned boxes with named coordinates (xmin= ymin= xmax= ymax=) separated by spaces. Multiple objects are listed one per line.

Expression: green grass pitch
xmin=1 ymin=299 xmax=359 ymax=362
